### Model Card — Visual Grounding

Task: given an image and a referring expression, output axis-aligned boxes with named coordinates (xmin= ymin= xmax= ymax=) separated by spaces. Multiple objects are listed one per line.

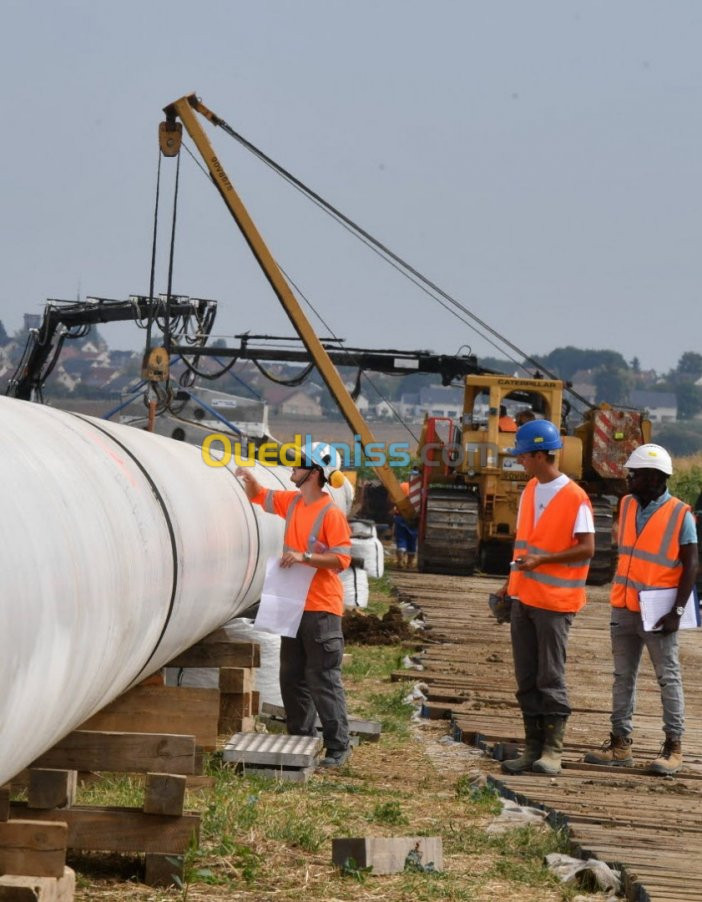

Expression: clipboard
xmin=254 ymin=557 xmax=315 ymax=637
xmin=639 ymin=588 xmax=701 ymax=632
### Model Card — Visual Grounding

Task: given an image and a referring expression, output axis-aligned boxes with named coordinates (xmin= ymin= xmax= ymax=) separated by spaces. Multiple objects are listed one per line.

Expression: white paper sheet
xmin=639 ymin=588 xmax=700 ymax=632
xmin=254 ymin=557 xmax=315 ymax=638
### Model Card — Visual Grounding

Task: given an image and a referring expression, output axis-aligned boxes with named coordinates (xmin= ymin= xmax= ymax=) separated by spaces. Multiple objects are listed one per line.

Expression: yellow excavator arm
xmin=161 ymin=94 xmax=416 ymax=520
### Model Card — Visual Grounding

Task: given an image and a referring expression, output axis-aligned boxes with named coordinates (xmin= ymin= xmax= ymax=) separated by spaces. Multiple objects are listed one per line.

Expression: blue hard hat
xmin=507 ymin=419 xmax=563 ymax=455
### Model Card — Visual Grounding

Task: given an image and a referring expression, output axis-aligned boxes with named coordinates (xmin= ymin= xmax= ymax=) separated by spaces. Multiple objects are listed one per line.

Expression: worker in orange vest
xmin=236 ymin=442 xmax=353 ymax=769
xmin=496 ymin=420 xmax=595 ymax=776
xmin=584 ymin=444 xmax=698 ymax=776
xmin=393 ymin=479 xmax=418 ymax=569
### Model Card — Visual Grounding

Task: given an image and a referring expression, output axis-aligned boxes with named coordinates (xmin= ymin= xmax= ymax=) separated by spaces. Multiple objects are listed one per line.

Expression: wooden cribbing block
xmin=0 ymin=867 xmax=75 ymax=901
xmin=143 ymin=774 xmax=186 ymax=817
xmin=9 ymin=805 xmax=199 ymax=855
xmin=251 ymin=691 xmax=260 ymax=715
xmin=0 ymin=820 xmax=68 ymax=879
xmin=331 ymin=836 xmax=443 ymax=876
xmin=219 ymin=692 xmax=252 ymax=723
xmin=78 ymin=686 xmax=220 ymax=750
xmin=167 ymin=636 xmax=260 ymax=669
xmin=32 ymin=731 xmax=196 ymax=775
xmin=0 ymin=789 xmax=9 ymax=822
xmin=28 ymin=770 xmax=77 ymax=810
xmin=219 ymin=667 xmax=253 ymax=694
xmin=144 ymin=852 xmax=184 ymax=887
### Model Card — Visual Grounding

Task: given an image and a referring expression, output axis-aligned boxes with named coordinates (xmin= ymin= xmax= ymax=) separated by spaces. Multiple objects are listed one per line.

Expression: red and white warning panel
xmin=590 ymin=408 xmax=645 ymax=479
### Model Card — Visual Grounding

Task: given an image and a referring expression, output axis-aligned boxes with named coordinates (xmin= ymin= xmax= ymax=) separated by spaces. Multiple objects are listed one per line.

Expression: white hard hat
xmin=284 ymin=440 xmax=344 ymax=487
xmin=309 ymin=442 xmax=341 ymax=482
xmin=625 ymin=443 xmax=673 ymax=476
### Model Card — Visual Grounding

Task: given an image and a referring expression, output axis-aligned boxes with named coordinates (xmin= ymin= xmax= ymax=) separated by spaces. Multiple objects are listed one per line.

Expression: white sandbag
xmin=341 ymin=565 xmax=369 ymax=609
xmin=165 ymin=617 xmax=283 ymax=707
xmin=349 ymin=519 xmax=377 ymax=540
xmin=350 ymin=536 xmax=385 ymax=578
xmin=221 ymin=618 xmax=283 ymax=708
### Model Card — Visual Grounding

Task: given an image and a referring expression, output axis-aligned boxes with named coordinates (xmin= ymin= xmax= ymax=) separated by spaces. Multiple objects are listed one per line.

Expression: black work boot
xmin=502 ymin=716 xmax=543 ymax=774
xmin=318 ymin=746 xmax=352 ymax=769
xmin=584 ymin=732 xmax=634 ymax=767
xmin=532 ymin=715 xmax=567 ymax=775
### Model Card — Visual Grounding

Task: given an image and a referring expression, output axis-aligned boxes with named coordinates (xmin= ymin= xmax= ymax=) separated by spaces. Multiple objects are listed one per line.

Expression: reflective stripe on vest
xmin=508 ymin=478 xmax=591 ymax=612
xmin=282 ymin=495 xmax=333 ymax=554
xmin=610 ymin=495 xmax=688 ymax=612
xmin=263 ymin=489 xmax=276 ymax=514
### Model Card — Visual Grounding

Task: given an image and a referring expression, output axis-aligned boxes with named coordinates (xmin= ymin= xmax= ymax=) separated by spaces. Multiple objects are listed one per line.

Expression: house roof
xmin=630 ymin=390 xmax=677 ymax=409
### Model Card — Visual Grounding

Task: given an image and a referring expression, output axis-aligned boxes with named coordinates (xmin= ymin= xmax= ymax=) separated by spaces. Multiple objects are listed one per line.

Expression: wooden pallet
xmin=392 ymin=571 xmax=702 ymax=902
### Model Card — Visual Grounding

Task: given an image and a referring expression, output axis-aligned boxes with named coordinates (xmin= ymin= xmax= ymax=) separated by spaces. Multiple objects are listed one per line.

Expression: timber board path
xmin=391 ymin=571 xmax=702 ymax=902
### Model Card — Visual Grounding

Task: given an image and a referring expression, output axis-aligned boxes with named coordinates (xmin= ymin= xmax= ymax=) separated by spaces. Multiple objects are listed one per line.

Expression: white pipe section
xmin=0 ymin=397 xmax=351 ymax=786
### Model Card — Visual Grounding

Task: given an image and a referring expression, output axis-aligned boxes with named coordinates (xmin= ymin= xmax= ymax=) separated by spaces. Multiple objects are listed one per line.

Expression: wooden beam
xmin=167 ymin=640 xmax=260 ymax=669
xmin=219 ymin=667 xmax=253 ymax=694
xmin=0 ymin=819 xmax=67 ymax=879
xmin=143 ymin=774 xmax=187 ymax=817
xmin=9 ymin=804 xmax=199 ymax=854
xmin=144 ymin=852 xmax=184 ymax=887
xmin=0 ymin=788 xmax=9 ymax=823
xmin=28 ymin=770 xmax=77 ymax=810
xmin=31 ymin=731 xmax=196 ymax=775
xmin=77 ymin=687 xmax=220 ymax=750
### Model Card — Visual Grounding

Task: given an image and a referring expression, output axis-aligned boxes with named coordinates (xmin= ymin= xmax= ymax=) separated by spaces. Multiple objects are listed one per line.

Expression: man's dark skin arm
xmin=654 ymin=543 xmax=699 ymax=633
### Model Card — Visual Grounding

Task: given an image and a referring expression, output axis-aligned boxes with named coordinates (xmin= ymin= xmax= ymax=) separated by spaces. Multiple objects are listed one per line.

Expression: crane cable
xmin=180 ymin=141 xmax=420 ymax=441
xmin=212 ymin=116 xmax=595 ymax=409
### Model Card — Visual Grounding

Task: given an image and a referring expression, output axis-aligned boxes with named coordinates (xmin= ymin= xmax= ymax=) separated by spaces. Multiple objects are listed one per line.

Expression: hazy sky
xmin=2 ymin=1 xmax=700 ymax=374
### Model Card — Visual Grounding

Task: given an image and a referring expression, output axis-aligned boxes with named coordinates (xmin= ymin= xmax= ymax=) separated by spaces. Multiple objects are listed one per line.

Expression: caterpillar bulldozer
xmin=415 ymin=373 xmax=651 ymax=584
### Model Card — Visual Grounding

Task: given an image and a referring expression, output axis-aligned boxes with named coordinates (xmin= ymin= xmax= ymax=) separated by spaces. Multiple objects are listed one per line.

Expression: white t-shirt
xmin=520 ymin=474 xmax=595 ymax=535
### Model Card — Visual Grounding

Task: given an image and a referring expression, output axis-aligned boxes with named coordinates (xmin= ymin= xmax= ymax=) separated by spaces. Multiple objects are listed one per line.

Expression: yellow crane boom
xmin=161 ymin=93 xmax=416 ymax=520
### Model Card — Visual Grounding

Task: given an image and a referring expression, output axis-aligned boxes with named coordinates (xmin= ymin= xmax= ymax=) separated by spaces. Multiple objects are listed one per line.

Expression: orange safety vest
xmin=508 ymin=478 xmax=592 ymax=613
xmin=611 ymin=494 xmax=690 ymax=612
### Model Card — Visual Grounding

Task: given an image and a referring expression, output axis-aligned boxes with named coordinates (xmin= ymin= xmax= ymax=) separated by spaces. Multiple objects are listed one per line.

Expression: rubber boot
xmin=532 ymin=715 xmax=567 ymax=775
xmin=502 ymin=716 xmax=543 ymax=774
xmin=583 ymin=732 xmax=633 ymax=767
xmin=649 ymin=735 xmax=683 ymax=776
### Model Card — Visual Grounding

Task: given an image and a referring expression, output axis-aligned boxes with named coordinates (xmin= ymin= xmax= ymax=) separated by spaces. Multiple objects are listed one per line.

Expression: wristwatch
xmin=303 ymin=551 xmax=313 ymax=562
xmin=674 ymin=605 xmax=685 ymax=617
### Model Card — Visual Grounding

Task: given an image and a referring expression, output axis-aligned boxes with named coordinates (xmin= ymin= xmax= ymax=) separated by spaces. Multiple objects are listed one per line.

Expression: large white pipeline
xmin=0 ymin=396 xmax=351 ymax=786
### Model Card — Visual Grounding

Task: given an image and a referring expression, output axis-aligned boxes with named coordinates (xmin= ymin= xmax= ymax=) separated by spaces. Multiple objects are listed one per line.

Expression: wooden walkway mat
xmin=392 ymin=571 xmax=702 ymax=901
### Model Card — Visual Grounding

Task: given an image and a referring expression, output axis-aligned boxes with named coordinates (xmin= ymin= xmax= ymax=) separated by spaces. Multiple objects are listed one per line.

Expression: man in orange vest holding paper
xmin=584 ymin=444 xmax=698 ymax=775
xmin=236 ymin=441 xmax=353 ymax=768
xmin=497 ymin=420 xmax=595 ymax=776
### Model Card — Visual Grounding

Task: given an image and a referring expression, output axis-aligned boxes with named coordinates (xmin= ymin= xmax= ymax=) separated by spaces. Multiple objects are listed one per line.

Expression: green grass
xmin=369 ymin=800 xmax=409 ymax=826
xmin=343 ymin=643 xmax=406 ymax=680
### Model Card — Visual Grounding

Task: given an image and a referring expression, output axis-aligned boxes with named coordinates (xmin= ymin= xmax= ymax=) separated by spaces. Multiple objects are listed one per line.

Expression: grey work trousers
xmin=609 ymin=606 xmax=685 ymax=739
xmin=279 ymin=610 xmax=349 ymax=751
xmin=510 ymin=599 xmax=574 ymax=718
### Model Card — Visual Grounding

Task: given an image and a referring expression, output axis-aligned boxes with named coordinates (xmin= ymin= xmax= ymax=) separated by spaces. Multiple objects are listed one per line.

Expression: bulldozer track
xmin=391 ymin=570 xmax=702 ymax=901
xmin=588 ymin=496 xmax=616 ymax=586
xmin=418 ymin=490 xmax=479 ymax=576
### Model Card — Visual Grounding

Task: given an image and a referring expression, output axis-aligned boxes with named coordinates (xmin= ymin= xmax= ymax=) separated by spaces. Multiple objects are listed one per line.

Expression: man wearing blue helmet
xmin=497 ymin=419 xmax=595 ymax=776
